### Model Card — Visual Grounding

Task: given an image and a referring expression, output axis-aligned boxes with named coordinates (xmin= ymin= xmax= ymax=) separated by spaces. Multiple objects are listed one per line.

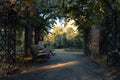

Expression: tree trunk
xmin=34 ymin=27 xmax=40 ymax=45
xmin=83 ymin=28 xmax=91 ymax=56
xmin=24 ymin=24 xmax=33 ymax=57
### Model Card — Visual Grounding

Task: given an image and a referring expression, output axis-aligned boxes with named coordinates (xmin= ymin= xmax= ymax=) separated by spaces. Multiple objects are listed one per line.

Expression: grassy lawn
xmin=64 ymin=48 xmax=83 ymax=52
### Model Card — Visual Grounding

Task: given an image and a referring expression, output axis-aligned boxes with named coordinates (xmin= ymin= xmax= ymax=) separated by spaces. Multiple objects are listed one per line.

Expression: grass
xmin=64 ymin=48 xmax=83 ymax=52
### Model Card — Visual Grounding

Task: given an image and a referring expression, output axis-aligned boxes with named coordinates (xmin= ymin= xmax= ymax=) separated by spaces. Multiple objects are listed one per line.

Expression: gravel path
xmin=1 ymin=49 xmax=120 ymax=80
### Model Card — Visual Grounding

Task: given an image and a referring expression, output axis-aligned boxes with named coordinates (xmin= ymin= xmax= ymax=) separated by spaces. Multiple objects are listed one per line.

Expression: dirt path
xmin=1 ymin=49 xmax=120 ymax=80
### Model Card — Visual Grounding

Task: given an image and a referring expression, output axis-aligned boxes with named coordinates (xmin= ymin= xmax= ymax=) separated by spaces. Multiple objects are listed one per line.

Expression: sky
xmin=53 ymin=18 xmax=77 ymax=32
xmin=50 ymin=18 xmax=64 ymax=33
xmin=54 ymin=17 xmax=65 ymax=28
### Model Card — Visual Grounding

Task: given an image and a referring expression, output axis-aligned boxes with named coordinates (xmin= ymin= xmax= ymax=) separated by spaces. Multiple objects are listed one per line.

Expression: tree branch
xmin=102 ymin=0 xmax=114 ymax=12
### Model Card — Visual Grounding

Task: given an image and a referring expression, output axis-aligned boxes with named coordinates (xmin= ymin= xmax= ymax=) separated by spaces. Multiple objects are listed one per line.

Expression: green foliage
xmin=44 ymin=26 xmax=83 ymax=49
xmin=65 ymin=27 xmax=76 ymax=39
xmin=52 ymin=26 xmax=63 ymax=35
xmin=64 ymin=0 xmax=104 ymax=31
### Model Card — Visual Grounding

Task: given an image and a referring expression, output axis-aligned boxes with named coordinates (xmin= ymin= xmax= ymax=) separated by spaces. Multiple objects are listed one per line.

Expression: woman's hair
xmin=44 ymin=44 xmax=47 ymax=48
xmin=39 ymin=35 xmax=43 ymax=41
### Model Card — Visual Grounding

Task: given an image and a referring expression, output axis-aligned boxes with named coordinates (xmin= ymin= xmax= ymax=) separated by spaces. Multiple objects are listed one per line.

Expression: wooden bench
xmin=30 ymin=45 xmax=50 ymax=62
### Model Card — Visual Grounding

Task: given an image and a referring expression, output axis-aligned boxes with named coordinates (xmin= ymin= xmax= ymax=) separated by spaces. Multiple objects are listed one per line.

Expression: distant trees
xmin=44 ymin=26 xmax=83 ymax=49
xmin=65 ymin=27 xmax=76 ymax=39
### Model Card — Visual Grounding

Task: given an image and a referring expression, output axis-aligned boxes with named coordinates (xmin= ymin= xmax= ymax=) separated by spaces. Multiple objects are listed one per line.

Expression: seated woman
xmin=38 ymin=35 xmax=55 ymax=56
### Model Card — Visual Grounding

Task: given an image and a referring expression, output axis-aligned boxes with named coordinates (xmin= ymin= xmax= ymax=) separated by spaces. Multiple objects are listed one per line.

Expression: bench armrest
xmin=37 ymin=53 xmax=49 ymax=56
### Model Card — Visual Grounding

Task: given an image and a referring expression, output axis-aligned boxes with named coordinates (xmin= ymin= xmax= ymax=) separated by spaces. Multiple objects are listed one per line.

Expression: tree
xmin=11 ymin=0 xmax=58 ymax=57
xmin=15 ymin=0 xmax=37 ymax=57
xmin=61 ymin=33 xmax=67 ymax=48
xmin=65 ymin=27 xmax=76 ymax=39
xmin=62 ymin=0 xmax=100 ymax=54
xmin=100 ymin=0 xmax=120 ymax=53
xmin=52 ymin=26 xmax=63 ymax=36
xmin=51 ymin=26 xmax=63 ymax=48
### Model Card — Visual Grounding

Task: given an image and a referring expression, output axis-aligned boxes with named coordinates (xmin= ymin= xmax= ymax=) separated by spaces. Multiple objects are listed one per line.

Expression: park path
xmin=1 ymin=49 xmax=120 ymax=80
